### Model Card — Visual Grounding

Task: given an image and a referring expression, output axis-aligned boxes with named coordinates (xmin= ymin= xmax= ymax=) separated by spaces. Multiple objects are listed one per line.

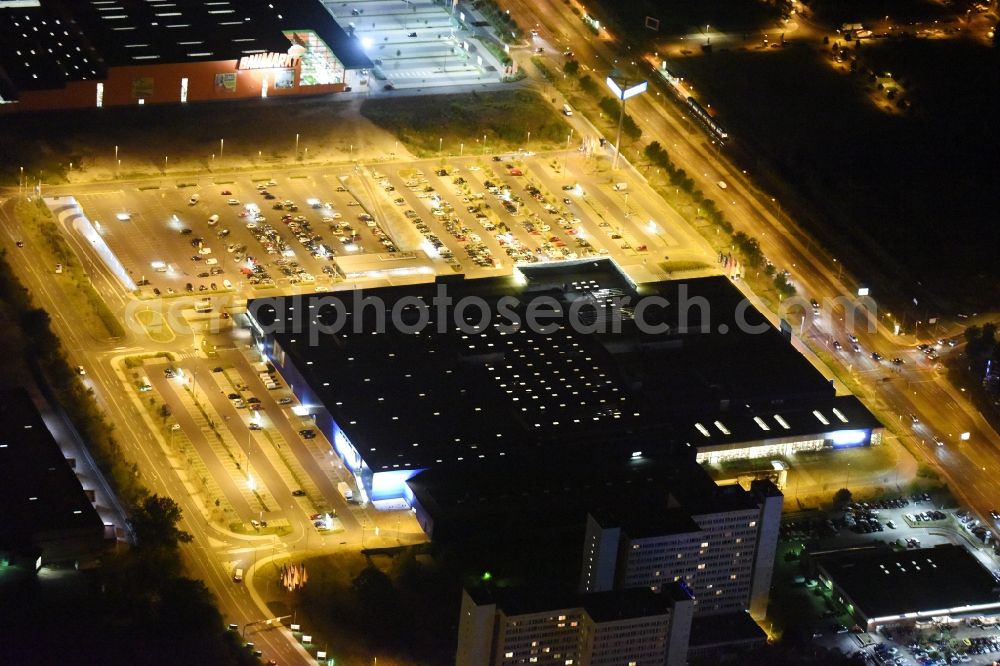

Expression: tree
xmin=622 ymin=114 xmax=642 ymax=140
xmin=563 ymin=60 xmax=579 ymax=76
xmin=644 ymin=141 xmax=667 ymax=165
xmin=131 ymin=494 xmax=193 ymax=551
xmin=19 ymin=308 xmax=60 ymax=358
xmin=774 ymin=272 xmax=796 ymax=298
xmin=833 ymin=488 xmax=853 ymax=507
xmin=351 ymin=565 xmax=395 ymax=606
xmin=578 ymin=75 xmax=598 ymax=95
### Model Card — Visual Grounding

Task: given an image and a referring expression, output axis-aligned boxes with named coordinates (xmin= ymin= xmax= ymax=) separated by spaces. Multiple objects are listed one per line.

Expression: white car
xmin=198 ymin=246 xmax=212 ymax=255
xmin=205 ymin=257 xmax=218 ymax=266
xmin=188 ymin=194 xmax=200 ymax=205
xmin=227 ymin=198 xmax=240 ymax=206
xmin=222 ymin=279 xmax=233 ymax=289
xmin=227 ymin=244 xmax=239 ymax=253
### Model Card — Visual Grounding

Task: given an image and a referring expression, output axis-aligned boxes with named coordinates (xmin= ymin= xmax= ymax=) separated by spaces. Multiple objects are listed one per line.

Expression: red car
xmin=221 ymin=190 xmax=232 ymax=195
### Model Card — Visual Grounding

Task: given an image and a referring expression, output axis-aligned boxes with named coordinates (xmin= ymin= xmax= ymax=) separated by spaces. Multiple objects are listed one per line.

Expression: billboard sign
xmin=238 ymin=53 xmax=301 ymax=70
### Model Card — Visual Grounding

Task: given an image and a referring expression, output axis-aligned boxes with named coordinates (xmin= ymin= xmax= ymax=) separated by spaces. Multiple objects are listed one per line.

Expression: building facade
xmin=456 ymin=586 xmax=694 ymax=666
xmin=0 ymin=0 xmax=369 ymax=111
xmin=579 ymin=480 xmax=782 ymax=619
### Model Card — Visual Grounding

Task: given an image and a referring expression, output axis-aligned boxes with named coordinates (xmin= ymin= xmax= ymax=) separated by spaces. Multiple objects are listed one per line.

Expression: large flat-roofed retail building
xmin=245 ymin=260 xmax=883 ymax=506
xmin=0 ymin=0 xmax=370 ymax=111
xmin=809 ymin=544 xmax=1000 ymax=631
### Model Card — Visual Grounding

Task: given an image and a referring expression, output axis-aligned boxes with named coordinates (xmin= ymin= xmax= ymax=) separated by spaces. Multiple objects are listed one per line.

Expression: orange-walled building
xmin=0 ymin=0 xmax=370 ymax=113
xmin=11 ymin=58 xmax=343 ymax=112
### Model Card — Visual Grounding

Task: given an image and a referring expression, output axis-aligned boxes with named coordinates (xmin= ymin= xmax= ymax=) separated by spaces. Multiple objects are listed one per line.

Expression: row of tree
xmin=643 ymin=140 xmax=795 ymax=297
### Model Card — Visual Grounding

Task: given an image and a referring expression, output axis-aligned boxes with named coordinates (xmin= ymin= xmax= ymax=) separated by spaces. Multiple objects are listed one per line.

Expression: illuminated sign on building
xmin=238 ymin=53 xmax=301 ymax=70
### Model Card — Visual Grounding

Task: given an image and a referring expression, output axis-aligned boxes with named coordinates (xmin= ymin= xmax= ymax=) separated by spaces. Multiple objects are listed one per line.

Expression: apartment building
xmin=456 ymin=585 xmax=694 ymax=666
xmin=579 ymin=479 xmax=782 ymax=619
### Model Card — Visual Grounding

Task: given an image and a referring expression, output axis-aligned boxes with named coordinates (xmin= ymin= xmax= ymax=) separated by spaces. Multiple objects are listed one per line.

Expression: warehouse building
xmin=809 ymin=544 xmax=1000 ymax=631
xmin=245 ymin=260 xmax=881 ymax=507
xmin=0 ymin=0 xmax=370 ymax=111
xmin=0 ymin=389 xmax=105 ymax=568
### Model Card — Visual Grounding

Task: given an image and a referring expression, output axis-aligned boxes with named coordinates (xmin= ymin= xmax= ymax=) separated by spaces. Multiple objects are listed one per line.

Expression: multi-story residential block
xmin=456 ymin=584 xmax=694 ymax=666
xmin=579 ymin=479 xmax=782 ymax=619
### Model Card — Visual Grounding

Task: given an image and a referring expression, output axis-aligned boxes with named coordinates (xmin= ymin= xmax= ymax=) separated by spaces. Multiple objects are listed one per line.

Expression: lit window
xmin=180 ymin=76 xmax=188 ymax=102
xmin=95 ymin=82 xmax=103 ymax=107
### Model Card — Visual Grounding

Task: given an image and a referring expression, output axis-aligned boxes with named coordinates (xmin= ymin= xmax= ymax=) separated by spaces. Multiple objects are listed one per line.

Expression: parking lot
xmin=78 ymin=171 xmax=405 ymax=296
xmin=75 ymin=152 xmax=705 ymax=301
xmin=322 ymin=0 xmax=498 ymax=90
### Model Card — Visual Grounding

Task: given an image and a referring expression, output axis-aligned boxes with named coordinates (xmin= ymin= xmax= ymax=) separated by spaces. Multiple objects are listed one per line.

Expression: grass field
xmin=0 ymin=94 xmax=402 ymax=184
xmin=13 ymin=199 xmax=126 ymax=339
xmin=675 ymin=38 xmax=1000 ymax=311
xmin=0 ymin=89 xmax=567 ymax=184
xmin=359 ymin=89 xmax=572 ymax=157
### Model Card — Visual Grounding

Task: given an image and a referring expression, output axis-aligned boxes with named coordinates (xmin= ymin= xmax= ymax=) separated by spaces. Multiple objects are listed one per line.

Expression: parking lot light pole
xmin=605 ymin=76 xmax=647 ymax=170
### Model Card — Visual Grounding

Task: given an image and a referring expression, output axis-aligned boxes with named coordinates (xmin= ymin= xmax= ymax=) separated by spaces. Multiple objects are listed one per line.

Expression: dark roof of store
xmin=0 ymin=0 xmax=370 ymax=92
xmin=680 ymin=395 xmax=883 ymax=450
xmin=813 ymin=545 xmax=1000 ymax=620
xmin=404 ymin=450 xmax=770 ymax=540
xmin=0 ymin=389 xmax=104 ymax=552
xmin=249 ymin=261 xmax=850 ymax=474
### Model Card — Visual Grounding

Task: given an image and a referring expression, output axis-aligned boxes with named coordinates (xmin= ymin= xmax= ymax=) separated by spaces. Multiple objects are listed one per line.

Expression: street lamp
xmin=605 ymin=75 xmax=647 ymax=170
